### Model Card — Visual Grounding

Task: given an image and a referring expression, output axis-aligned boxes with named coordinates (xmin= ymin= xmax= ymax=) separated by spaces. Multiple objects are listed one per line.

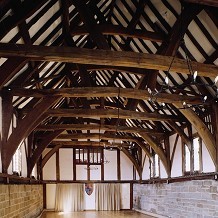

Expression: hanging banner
xmin=85 ymin=183 xmax=94 ymax=195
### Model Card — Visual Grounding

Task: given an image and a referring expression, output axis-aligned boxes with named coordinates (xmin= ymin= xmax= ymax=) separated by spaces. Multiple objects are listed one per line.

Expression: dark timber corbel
xmin=1 ymin=89 xmax=13 ymax=150
xmin=27 ymin=129 xmax=64 ymax=177
xmin=1 ymin=96 xmax=61 ymax=173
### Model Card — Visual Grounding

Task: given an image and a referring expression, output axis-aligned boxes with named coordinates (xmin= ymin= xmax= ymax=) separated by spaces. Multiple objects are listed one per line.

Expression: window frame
xmin=182 ymin=135 xmax=202 ymax=175
xmin=150 ymin=152 xmax=160 ymax=179
xmin=12 ymin=145 xmax=22 ymax=176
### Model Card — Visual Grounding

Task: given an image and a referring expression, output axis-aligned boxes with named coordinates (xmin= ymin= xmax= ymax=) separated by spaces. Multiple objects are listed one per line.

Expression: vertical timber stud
xmin=43 ymin=183 xmax=46 ymax=209
xmin=56 ymin=150 xmax=60 ymax=181
xmin=130 ymin=182 xmax=133 ymax=210
xmin=117 ymin=149 xmax=121 ymax=181
xmin=73 ymin=148 xmax=76 ymax=181
xmin=164 ymin=137 xmax=171 ymax=178
xmin=101 ymin=149 xmax=104 ymax=181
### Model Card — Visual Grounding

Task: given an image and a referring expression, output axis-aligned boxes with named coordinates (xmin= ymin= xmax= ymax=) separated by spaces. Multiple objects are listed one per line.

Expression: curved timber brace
xmin=1 ymin=96 xmax=61 ymax=173
xmin=174 ymin=102 xmax=217 ymax=169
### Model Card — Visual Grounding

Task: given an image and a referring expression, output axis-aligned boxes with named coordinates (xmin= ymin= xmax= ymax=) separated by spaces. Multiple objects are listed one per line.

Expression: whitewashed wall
xmin=43 ymin=148 xmax=56 ymax=180
xmin=104 ymin=150 xmax=117 ymax=180
xmin=59 ymin=149 xmax=73 ymax=180
xmin=170 ymin=134 xmax=183 ymax=177
xmin=120 ymin=151 xmax=133 ymax=180
xmin=43 ymin=148 xmax=135 ymax=181
xmin=46 ymin=183 xmax=130 ymax=210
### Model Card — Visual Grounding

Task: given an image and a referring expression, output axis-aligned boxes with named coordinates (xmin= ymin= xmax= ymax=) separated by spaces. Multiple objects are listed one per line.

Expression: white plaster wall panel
xmin=104 ymin=150 xmax=117 ymax=180
xmin=160 ymin=161 xmax=167 ymax=178
xmin=46 ymin=184 xmax=56 ymax=210
xmin=90 ymin=165 xmax=101 ymax=180
xmin=202 ymin=141 xmax=215 ymax=173
xmin=21 ymin=141 xmax=27 ymax=177
xmin=43 ymin=153 xmax=56 ymax=180
xmin=170 ymin=135 xmax=182 ymax=177
xmin=142 ymin=157 xmax=150 ymax=180
xmin=59 ymin=148 xmax=73 ymax=180
xmin=76 ymin=165 xmax=87 ymax=180
xmin=8 ymin=162 xmax=13 ymax=174
xmin=120 ymin=151 xmax=133 ymax=180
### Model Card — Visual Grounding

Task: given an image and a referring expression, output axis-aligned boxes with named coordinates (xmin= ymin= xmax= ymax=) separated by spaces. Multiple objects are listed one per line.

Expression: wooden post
xmin=130 ymin=182 xmax=133 ymax=210
xmin=117 ymin=149 xmax=121 ymax=181
xmin=164 ymin=137 xmax=171 ymax=178
xmin=101 ymin=149 xmax=104 ymax=181
xmin=73 ymin=148 xmax=76 ymax=181
xmin=56 ymin=150 xmax=60 ymax=181
xmin=43 ymin=183 xmax=46 ymax=209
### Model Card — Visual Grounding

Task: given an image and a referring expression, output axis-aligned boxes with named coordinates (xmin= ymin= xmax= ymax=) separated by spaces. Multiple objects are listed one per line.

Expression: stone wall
xmin=133 ymin=180 xmax=218 ymax=218
xmin=0 ymin=184 xmax=43 ymax=218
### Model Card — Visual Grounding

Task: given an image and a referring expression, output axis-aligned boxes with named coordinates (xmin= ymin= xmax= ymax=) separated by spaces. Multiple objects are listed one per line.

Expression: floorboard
xmin=40 ymin=210 xmax=154 ymax=218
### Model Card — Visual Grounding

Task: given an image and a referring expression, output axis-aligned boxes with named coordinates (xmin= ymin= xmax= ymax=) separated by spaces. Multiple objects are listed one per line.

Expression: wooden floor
xmin=40 ymin=211 xmax=154 ymax=218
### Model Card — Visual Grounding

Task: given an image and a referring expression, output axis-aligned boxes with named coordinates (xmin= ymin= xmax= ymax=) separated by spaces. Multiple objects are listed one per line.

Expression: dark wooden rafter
xmin=10 ymin=87 xmax=205 ymax=105
xmin=0 ymin=0 xmax=49 ymax=40
xmin=71 ymin=24 xmax=164 ymax=42
xmin=50 ymin=141 xmax=130 ymax=148
xmin=35 ymin=124 xmax=164 ymax=136
xmin=51 ymin=132 xmax=138 ymax=141
xmin=27 ymin=129 xmax=64 ymax=176
xmin=1 ymin=96 xmax=61 ymax=172
xmin=72 ymin=0 xmax=110 ymax=50
xmin=183 ymin=0 xmax=218 ymax=7
xmin=41 ymin=108 xmax=181 ymax=122
xmin=0 ymin=43 xmax=217 ymax=77
xmin=0 ymin=57 xmax=28 ymax=89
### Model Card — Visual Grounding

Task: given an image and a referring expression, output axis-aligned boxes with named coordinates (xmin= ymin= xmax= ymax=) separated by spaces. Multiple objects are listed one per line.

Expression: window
xmin=75 ymin=148 xmax=102 ymax=165
xmin=183 ymin=136 xmax=202 ymax=175
xmin=12 ymin=146 xmax=22 ymax=175
xmin=150 ymin=153 xmax=160 ymax=178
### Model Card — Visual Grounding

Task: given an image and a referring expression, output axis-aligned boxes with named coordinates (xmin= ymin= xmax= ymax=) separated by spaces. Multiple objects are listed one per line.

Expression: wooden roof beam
xmin=183 ymin=0 xmax=218 ymax=7
xmin=35 ymin=124 xmax=164 ymax=136
xmin=52 ymin=133 xmax=139 ymax=141
xmin=71 ymin=24 xmax=164 ymax=42
xmin=10 ymin=87 xmax=205 ymax=105
xmin=0 ymin=43 xmax=217 ymax=77
xmin=44 ymin=108 xmax=181 ymax=122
